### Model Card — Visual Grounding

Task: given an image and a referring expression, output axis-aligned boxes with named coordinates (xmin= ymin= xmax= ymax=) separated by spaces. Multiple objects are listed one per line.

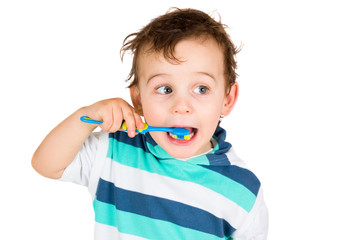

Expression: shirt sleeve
xmin=231 ymin=188 xmax=269 ymax=240
xmin=59 ymin=131 xmax=105 ymax=187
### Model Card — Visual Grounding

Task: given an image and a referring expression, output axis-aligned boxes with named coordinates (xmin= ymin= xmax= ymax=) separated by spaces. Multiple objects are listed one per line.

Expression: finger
xmin=99 ymin=110 xmax=114 ymax=132
xmin=122 ymin=106 xmax=137 ymax=138
xmin=134 ymin=112 xmax=145 ymax=130
xmin=109 ymin=105 xmax=124 ymax=133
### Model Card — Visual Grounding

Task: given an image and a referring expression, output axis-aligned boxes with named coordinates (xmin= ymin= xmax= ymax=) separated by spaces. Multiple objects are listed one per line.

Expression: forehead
xmin=137 ymin=38 xmax=225 ymax=82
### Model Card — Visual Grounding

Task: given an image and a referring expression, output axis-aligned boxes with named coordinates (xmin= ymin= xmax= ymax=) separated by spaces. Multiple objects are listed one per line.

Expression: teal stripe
xmin=213 ymin=142 xmax=219 ymax=153
xmin=147 ymin=141 xmax=172 ymax=159
xmin=107 ymin=138 xmax=256 ymax=212
xmin=93 ymin=198 xmax=224 ymax=240
xmin=147 ymin=141 xmax=211 ymax=165
xmin=185 ymin=154 xmax=210 ymax=165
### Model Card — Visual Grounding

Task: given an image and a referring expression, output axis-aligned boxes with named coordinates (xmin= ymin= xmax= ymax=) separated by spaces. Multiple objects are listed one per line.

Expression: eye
xmin=193 ymin=85 xmax=209 ymax=95
xmin=156 ymin=85 xmax=173 ymax=94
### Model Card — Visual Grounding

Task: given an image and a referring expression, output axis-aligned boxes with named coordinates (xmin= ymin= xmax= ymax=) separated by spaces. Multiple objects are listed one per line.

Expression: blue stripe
xmin=213 ymin=127 xmax=232 ymax=155
xmin=107 ymin=139 xmax=257 ymax=212
xmin=93 ymin=200 xmax=226 ymax=240
xmin=96 ymin=178 xmax=236 ymax=238
xmin=200 ymin=165 xmax=260 ymax=196
xmin=205 ymin=127 xmax=232 ymax=166
xmin=206 ymin=153 xmax=231 ymax=165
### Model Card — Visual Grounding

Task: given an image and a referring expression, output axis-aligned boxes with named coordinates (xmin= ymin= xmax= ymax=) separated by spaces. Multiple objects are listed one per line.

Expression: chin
xmin=167 ymin=150 xmax=195 ymax=159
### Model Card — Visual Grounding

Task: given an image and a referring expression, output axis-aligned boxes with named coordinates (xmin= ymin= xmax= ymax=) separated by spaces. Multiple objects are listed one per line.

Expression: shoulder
xmin=204 ymin=148 xmax=261 ymax=197
xmin=227 ymin=148 xmax=261 ymax=196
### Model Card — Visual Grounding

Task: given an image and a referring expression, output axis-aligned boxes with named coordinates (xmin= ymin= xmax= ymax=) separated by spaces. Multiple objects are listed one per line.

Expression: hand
xmin=83 ymin=98 xmax=144 ymax=137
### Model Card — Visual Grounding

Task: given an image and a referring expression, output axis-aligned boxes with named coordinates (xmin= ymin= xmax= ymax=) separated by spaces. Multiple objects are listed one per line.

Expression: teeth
xmin=169 ymin=131 xmax=195 ymax=140
xmin=169 ymin=132 xmax=178 ymax=139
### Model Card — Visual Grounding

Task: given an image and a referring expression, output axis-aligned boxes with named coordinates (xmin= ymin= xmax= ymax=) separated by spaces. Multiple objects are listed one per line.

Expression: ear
xmin=221 ymin=83 xmax=239 ymax=116
xmin=130 ymin=86 xmax=143 ymax=116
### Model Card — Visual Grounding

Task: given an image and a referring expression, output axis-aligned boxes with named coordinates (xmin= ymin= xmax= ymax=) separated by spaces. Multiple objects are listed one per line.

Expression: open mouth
xmin=167 ymin=128 xmax=197 ymax=142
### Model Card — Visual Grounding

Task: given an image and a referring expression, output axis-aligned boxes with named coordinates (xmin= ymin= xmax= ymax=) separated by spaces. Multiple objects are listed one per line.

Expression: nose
xmin=171 ymin=96 xmax=193 ymax=115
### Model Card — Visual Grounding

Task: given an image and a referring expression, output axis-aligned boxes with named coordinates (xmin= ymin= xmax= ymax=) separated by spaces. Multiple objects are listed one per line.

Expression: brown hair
xmin=120 ymin=8 xmax=241 ymax=94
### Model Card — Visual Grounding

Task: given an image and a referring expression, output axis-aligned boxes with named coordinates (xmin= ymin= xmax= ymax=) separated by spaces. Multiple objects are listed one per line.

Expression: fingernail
xmin=130 ymin=131 xmax=135 ymax=138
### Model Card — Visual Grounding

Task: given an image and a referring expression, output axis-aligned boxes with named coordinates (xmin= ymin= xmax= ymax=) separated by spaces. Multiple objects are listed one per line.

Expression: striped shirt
xmin=61 ymin=126 xmax=268 ymax=239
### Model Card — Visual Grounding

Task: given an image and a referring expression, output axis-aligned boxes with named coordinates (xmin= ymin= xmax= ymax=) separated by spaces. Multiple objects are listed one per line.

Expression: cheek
xmin=197 ymin=104 xmax=221 ymax=124
xmin=203 ymin=111 xmax=221 ymax=131
xmin=199 ymin=97 xmax=224 ymax=116
xmin=198 ymin=99 xmax=224 ymax=125
xmin=141 ymin=101 xmax=167 ymax=124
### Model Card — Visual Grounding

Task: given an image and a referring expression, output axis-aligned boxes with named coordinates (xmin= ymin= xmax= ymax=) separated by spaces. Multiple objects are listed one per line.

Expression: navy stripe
xmin=206 ymin=153 xmax=231 ymax=165
xmin=145 ymin=133 xmax=158 ymax=147
xmin=96 ymin=178 xmax=236 ymax=238
xmin=200 ymin=165 xmax=261 ymax=196
xmin=213 ymin=126 xmax=232 ymax=155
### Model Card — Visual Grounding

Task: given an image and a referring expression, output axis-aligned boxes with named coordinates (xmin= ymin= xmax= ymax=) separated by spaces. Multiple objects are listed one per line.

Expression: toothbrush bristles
xmin=172 ymin=134 xmax=190 ymax=140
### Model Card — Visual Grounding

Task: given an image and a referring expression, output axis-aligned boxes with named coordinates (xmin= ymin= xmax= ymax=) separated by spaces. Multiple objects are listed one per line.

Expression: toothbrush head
xmin=171 ymin=133 xmax=191 ymax=140
xmin=170 ymin=128 xmax=191 ymax=140
xmin=170 ymin=127 xmax=190 ymax=136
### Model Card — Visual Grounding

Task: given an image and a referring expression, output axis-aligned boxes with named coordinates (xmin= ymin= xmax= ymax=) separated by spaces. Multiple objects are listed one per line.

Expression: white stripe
xmin=100 ymin=159 xmax=248 ymax=229
xmin=226 ymin=148 xmax=247 ymax=168
xmin=95 ymin=222 xmax=149 ymax=240
xmin=88 ymin=131 xmax=109 ymax=199
xmin=231 ymin=189 xmax=268 ymax=239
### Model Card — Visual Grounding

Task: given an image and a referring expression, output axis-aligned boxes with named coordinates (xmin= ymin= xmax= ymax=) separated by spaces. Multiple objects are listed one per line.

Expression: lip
xmin=170 ymin=125 xmax=194 ymax=129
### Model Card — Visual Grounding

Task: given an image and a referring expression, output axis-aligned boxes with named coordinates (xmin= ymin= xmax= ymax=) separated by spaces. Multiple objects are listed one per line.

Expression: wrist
xmin=74 ymin=107 xmax=98 ymax=132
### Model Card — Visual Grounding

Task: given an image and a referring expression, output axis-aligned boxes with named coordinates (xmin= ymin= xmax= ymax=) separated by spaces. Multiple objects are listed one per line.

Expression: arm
xmin=31 ymin=98 xmax=144 ymax=179
xmin=231 ymin=189 xmax=269 ymax=240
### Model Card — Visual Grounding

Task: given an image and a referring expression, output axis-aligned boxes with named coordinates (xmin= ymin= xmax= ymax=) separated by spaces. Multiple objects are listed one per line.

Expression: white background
xmin=1 ymin=0 xmax=354 ymax=239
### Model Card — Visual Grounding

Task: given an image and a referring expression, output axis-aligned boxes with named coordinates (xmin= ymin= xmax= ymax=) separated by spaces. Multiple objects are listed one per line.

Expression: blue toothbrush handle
xmin=80 ymin=116 xmax=103 ymax=124
xmin=80 ymin=116 xmax=189 ymax=138
xmin=80 ymin=116 xmax=149 ymax=133
xmin=143 ymin=126 xmax=190 ymax=136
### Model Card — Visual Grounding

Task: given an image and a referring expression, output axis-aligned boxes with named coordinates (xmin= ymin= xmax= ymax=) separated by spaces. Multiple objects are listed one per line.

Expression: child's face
xmin=131 ymin=38 xmax=238 ymax=159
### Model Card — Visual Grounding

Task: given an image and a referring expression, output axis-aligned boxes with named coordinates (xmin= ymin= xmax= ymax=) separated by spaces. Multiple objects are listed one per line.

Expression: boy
xmin=32 ymin=8 xmax=268 ymax=240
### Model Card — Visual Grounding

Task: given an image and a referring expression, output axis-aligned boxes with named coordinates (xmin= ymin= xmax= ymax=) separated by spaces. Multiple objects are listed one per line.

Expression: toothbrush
xmin=80 ymin=116 xmax=191 ymax=140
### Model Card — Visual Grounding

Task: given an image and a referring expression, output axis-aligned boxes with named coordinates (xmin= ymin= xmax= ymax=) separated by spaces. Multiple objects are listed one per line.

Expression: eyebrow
xmin=196 ymin=72 xmax=216 ymax=82
xmin=147 ymin=73 xmax=169 ymax=84
xmin=146 ymin=72 xmax=216 ymax=83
